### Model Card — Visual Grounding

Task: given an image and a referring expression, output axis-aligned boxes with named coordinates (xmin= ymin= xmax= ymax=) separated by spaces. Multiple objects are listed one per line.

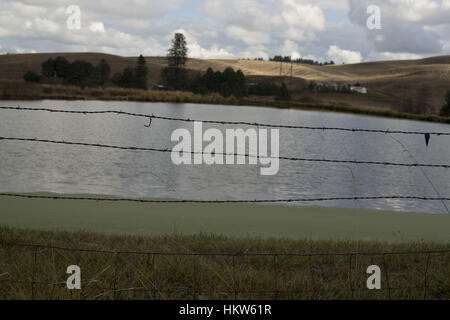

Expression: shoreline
xmin=1 ymin=84 xmax=449 ymax=124
xmin=1 ymin=192 xmax=449 ymax=243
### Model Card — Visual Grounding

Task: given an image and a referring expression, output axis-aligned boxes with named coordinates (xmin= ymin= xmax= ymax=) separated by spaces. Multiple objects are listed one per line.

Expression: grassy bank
xmin=1 ymin=82 xmax=449 ymax=124
xmin=0 ymin=226 xmax=449 ymax=300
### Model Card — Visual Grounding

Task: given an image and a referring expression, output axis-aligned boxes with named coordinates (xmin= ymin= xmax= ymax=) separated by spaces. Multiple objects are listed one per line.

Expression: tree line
xmin=191 ymin=67 xmax=246 ymax=97
xmin=24 ymin=55 xmax=148 ymax=90
xmin=269 ymin=55 xmax=335 ymax=66
xmin=25 ymin=57 xmax=111 ymax=87
xmin=20 ymin=33 xmax=377 ymax=104
xmin=112 ymin=55 xmax=148 ymax=90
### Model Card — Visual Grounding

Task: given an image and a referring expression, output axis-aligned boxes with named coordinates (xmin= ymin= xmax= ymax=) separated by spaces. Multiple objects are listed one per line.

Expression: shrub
xmin=24 ymin=71 xmax=41 ymax=83
xmin=440 ymin=91 xmax=450 ymax=117
xmin=248 ymin=83 xmax=280 ymax=96
xmin=276 ymin=83 xmax=291 ymax=101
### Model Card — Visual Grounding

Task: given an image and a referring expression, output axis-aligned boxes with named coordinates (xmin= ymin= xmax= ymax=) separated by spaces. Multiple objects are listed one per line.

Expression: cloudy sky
xmin=1 ymin=0 xmax=450 ymax=63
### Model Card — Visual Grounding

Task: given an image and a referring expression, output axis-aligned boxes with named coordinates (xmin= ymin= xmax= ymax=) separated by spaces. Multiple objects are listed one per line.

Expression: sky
xmin=0 ymin=0 xmax=449 ymax=63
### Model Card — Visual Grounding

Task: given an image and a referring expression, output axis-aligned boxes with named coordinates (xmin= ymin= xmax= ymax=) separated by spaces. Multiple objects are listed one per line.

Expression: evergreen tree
xmin=94 ymin=59 xmax=111 ymax=87
xmin=67 ymin=60 xmax=94 ymax=86
xmin=53 ymin=56 xmax=71 ymax=79
xmin=41 ymin=58 xmax=55 ymax=78
xmin=168 ymin=33 xmax=188 ymax=68
xmin=235 ymin=70 xmax=246 ymax=96
xmin=220 ymin=82 xmax=232 ymax=97
xmin=162 ymin=33 xmax=189 ymax=89
xmin=119 ymin=67 xmax=136 ymax=88
xmin=203 ymin=68 xmax=215 ymax=91
xmin=161 ymin=66 xmax=189 ymax=90
xmin=192 ymin=67 xmax=247 ymax=97
xmin=135 ymin=55 xmax=148 ymax=90
xmin=24 ymin=71 xmax=41 ymax=83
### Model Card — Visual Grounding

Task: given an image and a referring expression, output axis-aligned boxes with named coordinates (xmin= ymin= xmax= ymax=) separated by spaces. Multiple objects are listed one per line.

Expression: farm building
xmin=350 ymin=86 xmax=367 ymax=94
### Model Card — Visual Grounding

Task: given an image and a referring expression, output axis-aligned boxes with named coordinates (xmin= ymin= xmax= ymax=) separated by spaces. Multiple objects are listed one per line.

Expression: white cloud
xmin=238 ymin=45 xmax=269 ymax=60
xmin=201 ymin=30 xmax=218 ymax=39
xmin=303 ymin=54 xmax=318 ymax=61
xmin=189 ymin=43 xmax=235 ymax=59
xmin=444 ymin=0 xmax=450 ymax=9
xmin=202 ymin=0 xmax=280 ymax=31
xmin=226 ymin=26 xmax=271 ymax=45
xmin=281 ymin=40 xmax=302 ymax=59
xmin=281 ymin=0 xmax=326 ymax=31
xmin=19 ymin=0 xmax=183 ymax=19
xmin=0 ymin=0 xmax=448 ymax=62
xmin=327 ymin=45 xmax=362 ymax=64
xmin=378 ymin=52 xmax=424 ymax=60
xmin=388 ymin=0 xmax=446 ymax=24
xmin=285 ymin=28 xmax=317 ymax=42
xmin=11 ymin=2 xmax=47 ymax=16
xmin=120 ymin=19 xmax=150 ymax=30
xmin=34 ymin=18 xmax=61 ymax=34
xmin=15 ymin=47 xmax=37 ymax=54
xmin=89 ymin=22 xmax=105 ymax=33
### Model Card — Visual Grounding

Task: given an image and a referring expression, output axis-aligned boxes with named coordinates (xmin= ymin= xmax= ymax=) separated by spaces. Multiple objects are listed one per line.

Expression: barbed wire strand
xmin=1 ymin=136 xmax=449 ymax=168
xmin=1 ymin=106 xmax=449 ymax=136
xmin=0 ymin=193 xmax=449 ymax=204
xmin=1 ymin=241 xmax=448 ymax=261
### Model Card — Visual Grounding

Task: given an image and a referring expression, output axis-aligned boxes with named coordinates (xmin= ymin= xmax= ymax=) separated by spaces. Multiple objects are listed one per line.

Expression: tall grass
xmin=242 ymin=98 xmax=450 ymax=124
xmin=0 ymin=226 xmax=449 ymax=300
xmin=0 ymin=82 xmax=238 ymax=105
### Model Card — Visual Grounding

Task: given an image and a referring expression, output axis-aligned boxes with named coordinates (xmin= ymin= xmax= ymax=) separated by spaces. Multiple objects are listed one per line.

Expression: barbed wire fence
xmin=0 ymin=105 xmax=449 ymax=299
xmin=0 ymin=242 xmax=449 ymax=300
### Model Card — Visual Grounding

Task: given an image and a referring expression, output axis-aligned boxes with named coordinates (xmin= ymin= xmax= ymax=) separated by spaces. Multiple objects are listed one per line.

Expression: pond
xmin=0 ymin=100 xmax=449 ymax=214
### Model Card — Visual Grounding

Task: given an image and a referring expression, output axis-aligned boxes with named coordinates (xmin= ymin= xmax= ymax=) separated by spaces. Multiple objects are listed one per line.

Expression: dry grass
xmin=0 ymin=226 xmax=449 ymax=300
xmin=0 ymin=81 xmax=238 ymax=105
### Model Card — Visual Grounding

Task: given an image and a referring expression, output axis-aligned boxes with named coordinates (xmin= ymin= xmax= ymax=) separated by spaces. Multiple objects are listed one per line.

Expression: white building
xmin=350 ymin=86 xmax=367 ymax=94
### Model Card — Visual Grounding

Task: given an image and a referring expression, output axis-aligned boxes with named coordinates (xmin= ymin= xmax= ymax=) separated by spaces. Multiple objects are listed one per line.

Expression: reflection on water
xmin=0 ymin=100 xmax=449 ymax=214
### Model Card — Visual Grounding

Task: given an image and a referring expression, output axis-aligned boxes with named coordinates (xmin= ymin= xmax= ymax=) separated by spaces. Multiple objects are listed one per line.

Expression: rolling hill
xmin=0 ymin=52 xmax=449 ymax=113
